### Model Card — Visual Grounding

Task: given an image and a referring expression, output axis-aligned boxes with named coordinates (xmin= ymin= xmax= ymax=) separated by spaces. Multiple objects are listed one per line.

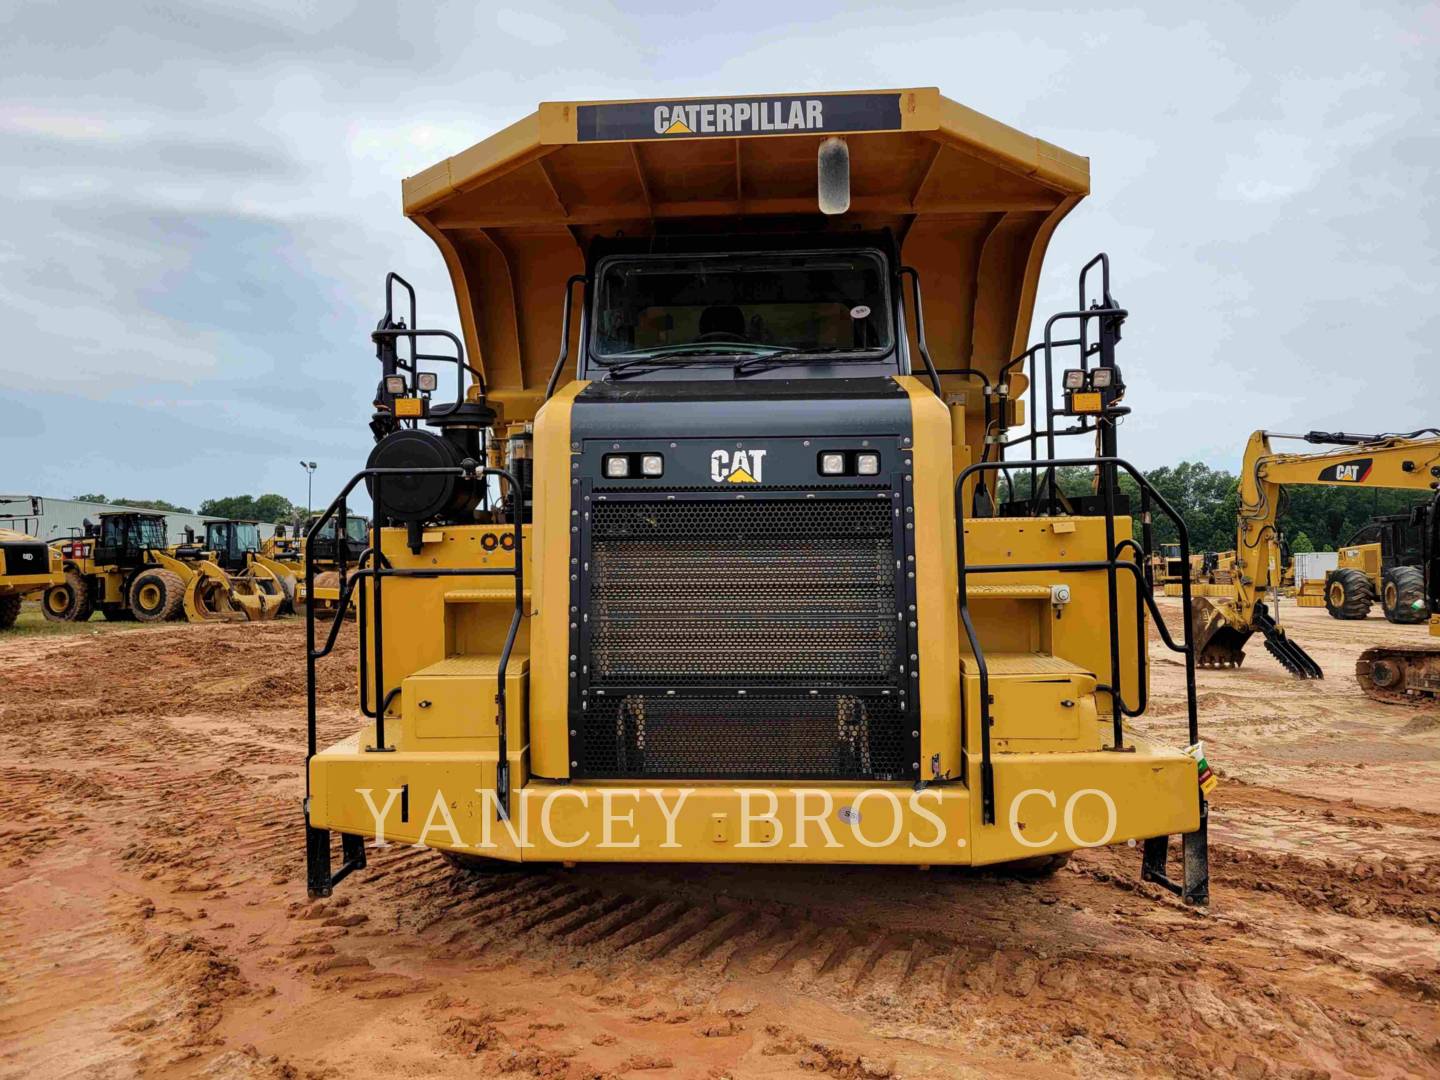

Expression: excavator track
xmin=1355 ymin=643 xmax=1440 ymax=705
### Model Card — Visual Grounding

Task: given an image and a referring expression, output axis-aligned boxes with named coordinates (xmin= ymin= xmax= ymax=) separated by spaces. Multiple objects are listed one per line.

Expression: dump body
xmin=307 ymin=89 xmax=1204 ymax=892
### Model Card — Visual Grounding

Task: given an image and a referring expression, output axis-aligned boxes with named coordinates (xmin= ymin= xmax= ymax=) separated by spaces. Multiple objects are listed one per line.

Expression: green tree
xmin=198 ymin=494 xmax=297 ymax=524
xmin=1289 ymin=530 xmax=1314 ymax=554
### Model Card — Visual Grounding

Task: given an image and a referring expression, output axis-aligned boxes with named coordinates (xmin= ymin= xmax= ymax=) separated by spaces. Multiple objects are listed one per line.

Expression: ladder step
xmin=445 ymin=587 xmax=532 ymax=606
xmin=966 ymin=584 xmax=1053 ymax=600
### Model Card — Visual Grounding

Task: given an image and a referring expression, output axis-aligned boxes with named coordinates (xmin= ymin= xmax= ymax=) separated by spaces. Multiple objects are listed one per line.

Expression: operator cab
xmin=94 ymin=512 xmax=166 ymax=567
xmin=204 ymin=520 xmax=262 ymax=572
xmin=581 ymin=235 xmax=908 ymax=384
xmin=305 ymin=513 xmax=369 ymax=563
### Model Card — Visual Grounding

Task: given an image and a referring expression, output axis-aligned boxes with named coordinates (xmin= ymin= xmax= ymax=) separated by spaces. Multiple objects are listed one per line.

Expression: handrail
xmin=545 ymin=274 xmax=588 ymax=401
xmin=955 ymin=455 xmax=1200 ymax=825
xmin=304 ymin=464 xmax=525 ymax=820
xmin=898 ymin=267 xmax=943 ymax=395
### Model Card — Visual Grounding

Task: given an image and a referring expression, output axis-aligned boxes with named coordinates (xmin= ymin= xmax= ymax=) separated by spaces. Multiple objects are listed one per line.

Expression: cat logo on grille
xmin=710 ymin=448 xmax=766 ymax=484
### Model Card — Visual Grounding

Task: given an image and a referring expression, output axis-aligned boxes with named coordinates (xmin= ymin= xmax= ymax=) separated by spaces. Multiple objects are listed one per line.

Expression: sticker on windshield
xmin=850 ymin=305 xmax=871 ymax=319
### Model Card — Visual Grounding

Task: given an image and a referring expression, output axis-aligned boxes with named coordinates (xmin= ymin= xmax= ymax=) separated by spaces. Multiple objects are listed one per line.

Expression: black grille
xmin=1 ymin=543 xmax=49 ymax=575
xmin=575 ymin=494 xmax=914 ymax=781
xmin=582 ymin=692 xmax=908 ymax=780
xmin=587 ymin=498 xmax=898 ymax=686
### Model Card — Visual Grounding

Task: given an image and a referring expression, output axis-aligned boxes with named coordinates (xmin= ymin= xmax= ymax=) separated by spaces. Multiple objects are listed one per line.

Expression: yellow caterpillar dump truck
xmin=1192 ymin=429 xmax=1440 ymax=701
xmin=0 ymin=496 xmax=63 ymax=630
xmin=304 ymin=88 xmax=1209 ymax=903
xmin=45 ymin=511 xmax=283 ymax=623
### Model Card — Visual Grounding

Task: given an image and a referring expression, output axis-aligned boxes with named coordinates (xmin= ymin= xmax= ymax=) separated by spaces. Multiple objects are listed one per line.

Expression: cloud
xmin=0 ymin=0 xmax=1436 ymax=511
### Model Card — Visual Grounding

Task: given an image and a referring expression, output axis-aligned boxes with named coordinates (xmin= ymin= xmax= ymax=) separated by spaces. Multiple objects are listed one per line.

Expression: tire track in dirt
xmin=3 ymin=618 xmax=1440 ymax=1078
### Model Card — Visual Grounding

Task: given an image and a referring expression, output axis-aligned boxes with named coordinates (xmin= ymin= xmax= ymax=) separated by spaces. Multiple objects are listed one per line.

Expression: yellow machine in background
xmin=1157 ymin=545 xmax=1236 ymax=598
xmin=0 ymin=496 xmax=63 ymax=630
xmin=45 ymin=511 xmax=282 ymax=623
xmin=1312 ymin=513 xmax=1428 ymax=622
xmin=303 ymin=88 xmax=1209 ymax=905
xmin=294 ymin=513 xmax=368 ymax=615
xmin=1192 ymin=429 xmax=1440 ymax=702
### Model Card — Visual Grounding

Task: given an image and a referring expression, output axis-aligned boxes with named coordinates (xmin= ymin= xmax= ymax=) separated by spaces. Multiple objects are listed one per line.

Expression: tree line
xmin=1041 ymin=462 xmax=1427 ymax=553
xmin=73 ymin=493 xmax=305 ymax=525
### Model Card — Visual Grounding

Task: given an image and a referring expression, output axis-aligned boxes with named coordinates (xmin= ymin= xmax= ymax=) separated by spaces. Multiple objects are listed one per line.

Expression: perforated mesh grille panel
xmin=588 ymin=498 xmax=898 ymax=686
xmin=582 ymin=693 xmax=908 ymax=780
xmin=575 ymin=495 xmax=913 ymax=781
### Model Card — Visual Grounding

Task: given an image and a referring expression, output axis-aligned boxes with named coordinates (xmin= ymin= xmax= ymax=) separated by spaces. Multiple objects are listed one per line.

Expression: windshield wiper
xmin=601 ymin=343 xmax=794 ymax=379
xmin=605 ymin=356 xmax=739 ymax=379
xmin=732 ymin=348 xmax=875 ymax=377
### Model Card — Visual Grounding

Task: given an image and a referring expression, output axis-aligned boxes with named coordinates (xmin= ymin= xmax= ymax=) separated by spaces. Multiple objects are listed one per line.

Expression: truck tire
xmin=994 ymin=852 xmax=1072 ymax=879
xmin=43 ymin=571 xmax=94 ymax=622
xmin=440 ymin=851 xmax=534 ymax=874
xmin=129 ymin=569 xmax=185 ymax=622
xmin=1325 ymin=568 xmax=1373 ymax=620
xmin=0 ymin=593 xmax=20 ymax=630
xmin=1381 ymin=566 xmax=1427 ymax=625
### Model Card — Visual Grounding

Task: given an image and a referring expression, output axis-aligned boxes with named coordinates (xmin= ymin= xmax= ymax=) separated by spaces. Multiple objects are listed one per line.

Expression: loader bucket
xmin=186 ymin=575 xmax=240 ymax=621
xmin=230 ymin=589 xmax=282 ymax=621
xmin=1190 ymin=596 xmax=1252 ymax=669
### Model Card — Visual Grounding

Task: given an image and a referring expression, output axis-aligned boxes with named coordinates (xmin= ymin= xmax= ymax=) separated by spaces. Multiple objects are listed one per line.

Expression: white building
xmin=0 ymin=497 xmax=276 ymax=544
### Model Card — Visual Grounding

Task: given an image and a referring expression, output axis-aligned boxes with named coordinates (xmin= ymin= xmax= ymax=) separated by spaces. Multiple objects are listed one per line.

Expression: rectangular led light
xmin=820 ymin=452 xmax=846 ymax=475
xmin=1062 ymin=369 xmax=1085 ymax=390
xmin=640 ymin=454 xmax=664 ymax=476
xmin=1090 ymin=367 xmax=1113 ymax=389
xmin=604 ymin=455 xmax=630 ymax=478
xmin=384 ymin=374 xmax=407 ymax=395
xmin=416 ymin=371 xmax=438 ymax=392
xmin=856 ymin=452 xmax=881 ymax=476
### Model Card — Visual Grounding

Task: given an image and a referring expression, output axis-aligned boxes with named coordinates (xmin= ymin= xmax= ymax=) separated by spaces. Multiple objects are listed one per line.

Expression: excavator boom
xmin=1193 ymin=429 xmax=1440 ymax=699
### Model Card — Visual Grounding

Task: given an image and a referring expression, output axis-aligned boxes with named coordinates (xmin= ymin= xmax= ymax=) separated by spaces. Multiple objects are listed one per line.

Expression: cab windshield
xmin=310 ymin=517 xmax=369 ymax=542
xmin=590 ymin=250 xmax=894 ymax=366
xmin=132 ymin=518 xmax=166 ymax=549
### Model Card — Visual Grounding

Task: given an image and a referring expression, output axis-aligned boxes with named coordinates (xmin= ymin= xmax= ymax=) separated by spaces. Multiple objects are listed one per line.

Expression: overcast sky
xmin=3 ymin=1 xmax=1436 ymax=510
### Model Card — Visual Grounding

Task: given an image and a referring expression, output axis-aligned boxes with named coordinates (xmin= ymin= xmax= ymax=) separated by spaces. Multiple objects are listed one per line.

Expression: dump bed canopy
xmin=404 ymin=88 xmax=1089 ymax=421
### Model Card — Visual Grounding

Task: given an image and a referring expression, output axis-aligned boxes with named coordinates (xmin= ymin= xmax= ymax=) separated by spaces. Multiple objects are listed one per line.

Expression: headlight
xmin=820 ymin=452 xmax=846 ymax=475
xmin=604 ymin=455 xmax=630 ymax=478
xmin=641 ymin=453 xmax=664 ymax=477
xmin=1062 ymin=369 xmax=1086 ymax=390
xmin=1089 ymin=367 xmax=1114 ymax=389
xmin=384 ymin=374 xmax=407 ymax=395
xmin=855 ymin=452 xmax=881 ymax=476
xmin=416 ymin=371 xmax=438 ymax=392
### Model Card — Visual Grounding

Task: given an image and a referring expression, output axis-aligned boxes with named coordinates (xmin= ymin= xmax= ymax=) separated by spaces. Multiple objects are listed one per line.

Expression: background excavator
xmin=1192 ymin=429 xmax=1440 ymax=704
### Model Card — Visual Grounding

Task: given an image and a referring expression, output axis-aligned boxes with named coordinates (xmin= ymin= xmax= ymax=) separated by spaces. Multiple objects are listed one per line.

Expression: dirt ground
xmin=1 ymin=598 xmax=1438 ymax=1079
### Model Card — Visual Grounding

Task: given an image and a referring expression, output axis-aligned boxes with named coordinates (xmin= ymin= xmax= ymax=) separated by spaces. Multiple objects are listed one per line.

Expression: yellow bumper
xmin=309 ymin=722 xmax=1198 ymax=866
xmin=1 ymin=572 xmax=60 ymax=596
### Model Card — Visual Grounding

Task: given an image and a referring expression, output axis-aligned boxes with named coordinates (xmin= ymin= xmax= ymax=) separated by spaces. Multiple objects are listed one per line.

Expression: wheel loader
xmin=1191 ymin=429 xmax=1440 ymax=702
xmin=45 ymin=511 xmax=283 ymax=623
xmin=303 ymin=88 xmax=1210 ymax=905
xmin=1316 ymin=513 xmax=1427 ymax=623
xmin=295 ymin=513 xmax=369 ymax=615
xmin=202 ymin=519 xmax=299 ymax=614
xmin=0 ymin=496 xmax=63 ymax=630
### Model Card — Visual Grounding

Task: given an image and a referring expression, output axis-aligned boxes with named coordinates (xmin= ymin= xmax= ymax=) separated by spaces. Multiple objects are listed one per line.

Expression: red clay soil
xmin=1 ymin=602 xmax=1438 ymax=1078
